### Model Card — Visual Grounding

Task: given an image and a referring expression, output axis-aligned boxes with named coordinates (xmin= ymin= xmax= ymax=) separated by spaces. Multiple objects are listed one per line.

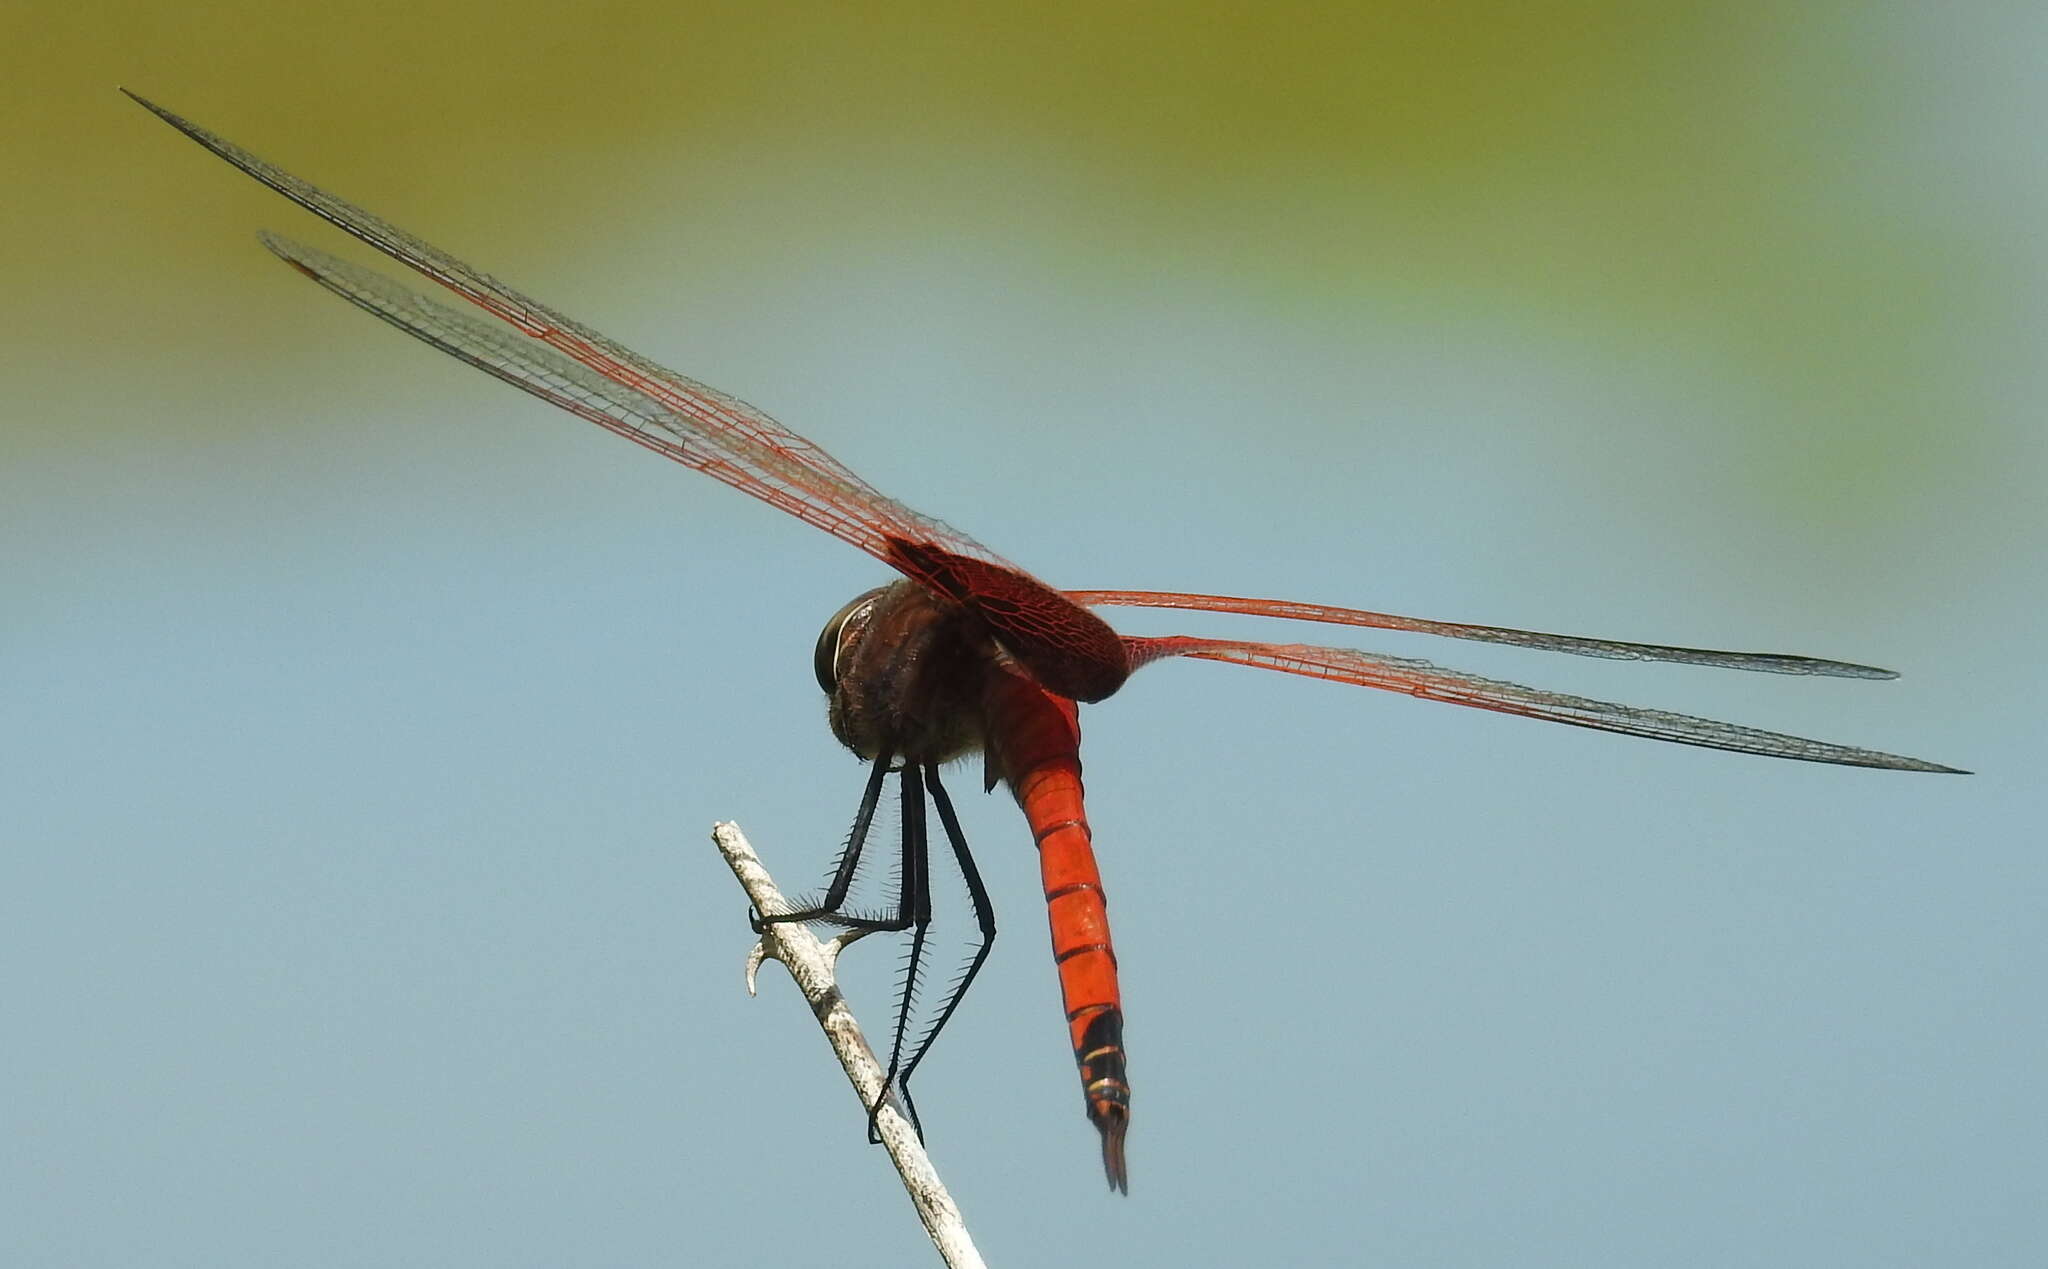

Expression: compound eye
xmin=813 ymin=590 xmax=884 ymax=694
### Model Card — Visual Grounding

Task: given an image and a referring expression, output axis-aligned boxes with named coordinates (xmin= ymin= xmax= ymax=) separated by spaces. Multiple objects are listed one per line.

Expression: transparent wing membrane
xmin=1073 ymin=590 xmax=1897 ymax=679
xmin=132 ymin=90 xmax=1958 ymax=776
xmin=129 ymin=89 xmax=1140 ymax=697
xmin=127 ymin=90 xmax=1002 ymax=577
xmin=1122 ymin=636 xmax=1964 ymax=773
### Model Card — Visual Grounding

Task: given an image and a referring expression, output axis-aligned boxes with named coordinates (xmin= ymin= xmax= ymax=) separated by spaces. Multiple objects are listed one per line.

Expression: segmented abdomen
xmin=985 ymin=675 xmax=1131 ymax=1192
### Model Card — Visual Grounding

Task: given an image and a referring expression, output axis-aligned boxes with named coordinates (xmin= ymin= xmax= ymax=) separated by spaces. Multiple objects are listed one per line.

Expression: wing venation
xmin=1074 ymin=590 xmax=1896 ymax=679
xmin=129 ymin=91 xmax=1133 ymax=698
xmin=1122 ymin=635 xmax=1962 ymax=773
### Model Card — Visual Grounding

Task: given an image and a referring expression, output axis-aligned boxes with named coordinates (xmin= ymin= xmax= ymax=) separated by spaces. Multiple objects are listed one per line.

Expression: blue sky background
xmin=6 ymin=5 xmax=2042 ymax=1265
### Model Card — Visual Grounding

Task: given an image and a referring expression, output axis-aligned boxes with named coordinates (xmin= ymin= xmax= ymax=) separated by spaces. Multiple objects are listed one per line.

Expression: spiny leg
xmin=873 ymin=761 xmax=936 ymax=1143
xmin=753 ymin=752 xmax=905 ymax=932
xmin=894 ymin=764 xmax=998 ymax=1113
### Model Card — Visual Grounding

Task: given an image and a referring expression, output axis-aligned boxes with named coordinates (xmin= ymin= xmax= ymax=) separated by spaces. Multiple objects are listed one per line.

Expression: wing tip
xmin=120 ymin=87 xmax=178 ymax=126
xmin=254 ymin=231 xmax=327 ymax=283
xmin=1832 ymin=752 xmax=1967 ymax=775
xmin=1834 ymin=663 xmax=1901 ymax=681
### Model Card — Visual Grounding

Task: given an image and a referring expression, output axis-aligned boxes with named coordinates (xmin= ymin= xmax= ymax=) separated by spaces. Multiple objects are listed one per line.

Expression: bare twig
xmin=710 ymin=821 xmax=987 ymax=1269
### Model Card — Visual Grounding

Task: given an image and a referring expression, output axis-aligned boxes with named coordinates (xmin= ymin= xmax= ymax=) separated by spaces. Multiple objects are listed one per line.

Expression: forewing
xmin=1122 ymin=635 xmax=1963 ymax=773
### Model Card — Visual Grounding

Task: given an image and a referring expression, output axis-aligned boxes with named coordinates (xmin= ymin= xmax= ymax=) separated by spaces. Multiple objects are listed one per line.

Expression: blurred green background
xmin=6 ymin=4 xmax=2039 ymax=1267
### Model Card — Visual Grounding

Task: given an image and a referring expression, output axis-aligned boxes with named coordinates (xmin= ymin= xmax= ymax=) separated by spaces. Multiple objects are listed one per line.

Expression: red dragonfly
xmin=130 ymin=91 xmax=1962 ymax=1194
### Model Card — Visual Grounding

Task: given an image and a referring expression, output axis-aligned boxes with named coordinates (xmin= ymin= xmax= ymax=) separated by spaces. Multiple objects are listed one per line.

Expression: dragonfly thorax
xmin=819 ymin=580 xmax=1000 ymax=766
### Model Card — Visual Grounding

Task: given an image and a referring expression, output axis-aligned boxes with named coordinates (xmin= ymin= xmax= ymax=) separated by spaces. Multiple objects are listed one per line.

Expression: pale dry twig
xmin=711 ymin=821 xmax=987 ymax=1269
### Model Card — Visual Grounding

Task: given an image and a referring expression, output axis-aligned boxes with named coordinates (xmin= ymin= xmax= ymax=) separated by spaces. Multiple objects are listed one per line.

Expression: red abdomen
xmin=985 ymin=672 xmax=1131 ymax=1192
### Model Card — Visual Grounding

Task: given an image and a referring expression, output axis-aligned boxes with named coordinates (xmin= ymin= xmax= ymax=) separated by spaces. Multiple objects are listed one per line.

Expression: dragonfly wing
xmin=1073 ymin=590 xmax=1897 ymax=679
xmin=129 ymin=91 xmax=948 ymax=556
xmin=264 ymin=236 xmax=723 ymax=465
xmin=134 ymin=92 xmax=1130 ymax=701
xmin=1122 ymin=635 xmax=1964 ymax=773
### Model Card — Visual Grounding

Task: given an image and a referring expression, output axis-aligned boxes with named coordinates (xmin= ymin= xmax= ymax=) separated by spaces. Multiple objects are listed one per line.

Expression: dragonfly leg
xmin=752 ymin=753 xmax=907 ymax=933
xmin=870 ymin=762 xmax=936 ymax=1144
xmin=891 ymin=764 xmax=997 ymax=1116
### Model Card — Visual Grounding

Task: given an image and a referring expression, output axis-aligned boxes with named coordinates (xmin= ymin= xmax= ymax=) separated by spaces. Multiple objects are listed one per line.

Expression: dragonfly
xmin=128 ymin=90 xmax=1963 ymax=1195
